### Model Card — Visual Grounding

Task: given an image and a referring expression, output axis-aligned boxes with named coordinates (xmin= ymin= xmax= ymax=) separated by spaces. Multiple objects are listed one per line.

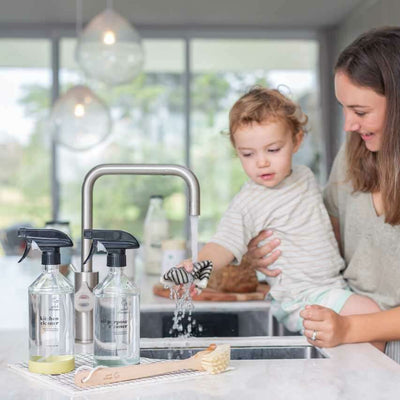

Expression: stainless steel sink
xmin=140 ymin=345 xmax=326 ymax=360
xmin=140 ymin=309 xmax=297 ymax=338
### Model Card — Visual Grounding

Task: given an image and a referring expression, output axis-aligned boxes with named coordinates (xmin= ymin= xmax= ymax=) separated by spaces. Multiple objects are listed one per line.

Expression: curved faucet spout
xmin=81 ymin=163 xmax=200 ymax=273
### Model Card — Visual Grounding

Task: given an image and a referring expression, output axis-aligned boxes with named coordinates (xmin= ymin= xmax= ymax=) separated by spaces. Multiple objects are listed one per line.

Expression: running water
xmin=167 ymin=215 xmax=203 ymax=338
xmin=190 ymin=215 xmax=198 ymax=263
xmin=168 ymin=280 xmax=197 ymax=338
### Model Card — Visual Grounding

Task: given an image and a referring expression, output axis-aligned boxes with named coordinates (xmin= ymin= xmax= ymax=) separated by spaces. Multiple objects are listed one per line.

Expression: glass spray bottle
xmin=83 ymin=229 xmax=140 ymax=367
xmin=18 ymin=228 xmax=75 ymax=374
xmin=143 ymin=195 xmax=169 ymax=275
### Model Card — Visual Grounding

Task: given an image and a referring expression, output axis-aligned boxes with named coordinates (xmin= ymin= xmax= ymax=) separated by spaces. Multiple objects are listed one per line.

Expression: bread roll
xmin=208 ymin=262 xmax=258 ymax=293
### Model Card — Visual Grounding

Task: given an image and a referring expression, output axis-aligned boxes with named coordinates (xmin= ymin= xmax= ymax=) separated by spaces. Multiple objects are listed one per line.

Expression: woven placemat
xmin=8 ymin=353 xmax=206 ymax=396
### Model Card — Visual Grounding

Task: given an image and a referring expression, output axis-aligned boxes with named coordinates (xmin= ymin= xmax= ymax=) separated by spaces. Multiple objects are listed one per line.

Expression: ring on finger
xmin=311 ymin=330 xmax=317 ymax=341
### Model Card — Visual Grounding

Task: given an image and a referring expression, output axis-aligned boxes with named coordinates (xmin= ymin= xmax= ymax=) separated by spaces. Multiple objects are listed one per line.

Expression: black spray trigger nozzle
xmin=83 ymin=229 xmax=140 ymax=268
xmin=17 ymin=228 xmax=73 ymax=266
xmin=18 ymin=241 xmax=31 ymax=263
xmin=83 ymin=240 xmax=108 ymax=265
xmin=18 ymin=239 xmax=41 ymax=263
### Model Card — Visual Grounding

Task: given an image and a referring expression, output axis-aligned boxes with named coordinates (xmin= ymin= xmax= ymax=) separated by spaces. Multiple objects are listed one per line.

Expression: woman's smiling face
xmin=334 ymin=71 xmax=387 ymax=152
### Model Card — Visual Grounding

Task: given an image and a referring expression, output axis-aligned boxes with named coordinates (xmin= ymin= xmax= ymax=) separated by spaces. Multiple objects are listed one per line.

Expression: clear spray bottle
xmin=83 ymin=229 xmax=140 ymax=367
xmin=143 ymin=195 xmax=169 ymax=275
xmin=18 ymin=228 xmax=75 ymax=374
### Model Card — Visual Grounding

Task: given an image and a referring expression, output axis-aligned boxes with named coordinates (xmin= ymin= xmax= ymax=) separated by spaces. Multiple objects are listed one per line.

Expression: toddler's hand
xmin=160 ymin=260 xmax=213 ymax=297
xmin=177 ymin=258 xmax=198 ymax=296
xmin=178 ymin=258 xmax=194 ymax=273
xmin=160 ymin=259 xmax=198 ymax=296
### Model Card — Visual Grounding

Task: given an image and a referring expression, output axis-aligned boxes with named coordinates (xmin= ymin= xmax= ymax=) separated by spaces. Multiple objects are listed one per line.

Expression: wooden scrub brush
xmin=74 ymin=344 xmax=230 ymax=388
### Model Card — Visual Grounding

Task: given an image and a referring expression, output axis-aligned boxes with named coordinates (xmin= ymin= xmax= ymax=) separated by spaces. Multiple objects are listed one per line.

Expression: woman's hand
xmin=300 ymin=305 xmax=350 ymax=347
xmin=241 ymin=230 xmax=281 ymax=277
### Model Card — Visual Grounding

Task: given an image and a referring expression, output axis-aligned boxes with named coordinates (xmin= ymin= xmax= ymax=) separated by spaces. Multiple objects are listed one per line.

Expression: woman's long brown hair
xmin=335 ymin=27 xmax=400 ymax=225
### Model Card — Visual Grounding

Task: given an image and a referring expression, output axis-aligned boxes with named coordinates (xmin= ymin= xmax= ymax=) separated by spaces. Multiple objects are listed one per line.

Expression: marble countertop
xmin=2 ymin=332 xmax=400 ymax=399
xmin=3 ymin=256 xmax=400 ymax=399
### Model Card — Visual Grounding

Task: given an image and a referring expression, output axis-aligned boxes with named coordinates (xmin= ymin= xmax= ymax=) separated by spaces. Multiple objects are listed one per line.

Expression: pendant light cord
xmin=76 ymin=0 xmax=83 ymax=38
xmin=75 ymin=0 xmax=84 ymax=83
xmin=106 ymin=0 xmax=113 ymax=10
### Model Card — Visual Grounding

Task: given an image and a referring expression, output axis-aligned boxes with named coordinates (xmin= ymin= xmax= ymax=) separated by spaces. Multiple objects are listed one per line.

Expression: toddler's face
xmin=234 ymin=120 xmax=302 ymax=188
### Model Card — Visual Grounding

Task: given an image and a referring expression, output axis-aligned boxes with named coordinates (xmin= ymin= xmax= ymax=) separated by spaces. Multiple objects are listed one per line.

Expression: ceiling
xmin=0 ymin=0 xmax=366 ymax=30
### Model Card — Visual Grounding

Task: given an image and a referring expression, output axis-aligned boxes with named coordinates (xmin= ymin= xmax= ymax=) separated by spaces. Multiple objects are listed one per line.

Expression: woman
xmin=245 ymin=27 xmax=400 ymax=362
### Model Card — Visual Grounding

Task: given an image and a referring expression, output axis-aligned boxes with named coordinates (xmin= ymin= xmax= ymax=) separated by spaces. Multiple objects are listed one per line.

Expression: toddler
xmin=175 ymin=87 xmax=382 ymax=347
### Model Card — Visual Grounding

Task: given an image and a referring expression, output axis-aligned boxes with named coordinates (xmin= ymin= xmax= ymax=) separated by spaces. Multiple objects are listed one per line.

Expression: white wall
xmin=335 ymin=0 xmax=400 ymax=56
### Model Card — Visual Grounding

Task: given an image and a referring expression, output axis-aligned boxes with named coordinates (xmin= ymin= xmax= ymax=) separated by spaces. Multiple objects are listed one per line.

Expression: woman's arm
xmin=301 ymin=305 xmax=400 ymax=346
xmin=300 ymin=214 xmax=400 ymax=346
xmin=345 ymin=307 xmax=400 ymax=343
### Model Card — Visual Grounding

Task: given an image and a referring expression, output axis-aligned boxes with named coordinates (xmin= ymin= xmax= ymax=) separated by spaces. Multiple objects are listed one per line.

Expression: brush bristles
xmin=201 ymin=344 xmax=231 ymax=374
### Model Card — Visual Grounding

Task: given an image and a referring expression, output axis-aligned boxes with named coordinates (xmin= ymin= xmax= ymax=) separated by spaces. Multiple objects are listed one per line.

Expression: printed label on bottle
xmin=101 ymin=299 xmax=129 ymax=336
xmin=97 ymin=297 xmax=131 ymax=353
xmin=40 ymin=295 xmax=60 ymax=347
xmin=94 ymin=294 xmax=139 ymax=361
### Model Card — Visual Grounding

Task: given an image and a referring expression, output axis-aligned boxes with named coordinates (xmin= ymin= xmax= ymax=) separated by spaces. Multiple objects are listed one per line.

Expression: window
xmin=0 ymin=39 xmax=51 ymax=255
xmin=0 ymin=33 xmax=321 ymax=254
xmin=59 ymin=39 xmax=186 ymax=240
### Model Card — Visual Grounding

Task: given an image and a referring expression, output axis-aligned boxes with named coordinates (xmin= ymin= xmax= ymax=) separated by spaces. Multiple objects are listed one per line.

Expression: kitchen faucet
xmin=75 ymin=164 xmax=200 ymax=343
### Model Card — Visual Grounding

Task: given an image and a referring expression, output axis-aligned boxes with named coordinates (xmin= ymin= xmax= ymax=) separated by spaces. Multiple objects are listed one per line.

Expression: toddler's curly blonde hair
xmin=229 ymin=86 xmax=308 ymax=145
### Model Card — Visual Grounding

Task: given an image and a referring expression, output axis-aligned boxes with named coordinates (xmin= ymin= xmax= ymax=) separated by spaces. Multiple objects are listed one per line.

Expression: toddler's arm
xmin=161 ymin=243 xmax=234 ymax=292
xmin=179 ymin=242 xmax=235 ymax=273
xmin=178 ymin=243 xmax=235 ymax=272
xmin=196 ymin=242 xmax=235 ymax=271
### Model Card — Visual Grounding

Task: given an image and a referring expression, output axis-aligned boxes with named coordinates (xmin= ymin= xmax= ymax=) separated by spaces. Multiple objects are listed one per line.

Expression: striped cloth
xmin=160 ymin=260 xmax=213 ymax=289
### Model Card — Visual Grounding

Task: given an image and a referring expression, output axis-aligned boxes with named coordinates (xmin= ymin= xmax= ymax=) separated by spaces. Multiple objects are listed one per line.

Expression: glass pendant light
xmin=75 ymin=4 xmax=144 ymax=86
xmin=51 ymin=85 xmax=112 ymax=151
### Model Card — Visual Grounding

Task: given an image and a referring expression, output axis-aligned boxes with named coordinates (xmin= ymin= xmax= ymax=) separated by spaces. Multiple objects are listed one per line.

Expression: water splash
xmin=166 ymin=215 xmax=202 ymax=339
xmin=166 ymin=272 xmax=204 ymax=338
xmin=167 ymin=274 xmax=202 ymax=338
